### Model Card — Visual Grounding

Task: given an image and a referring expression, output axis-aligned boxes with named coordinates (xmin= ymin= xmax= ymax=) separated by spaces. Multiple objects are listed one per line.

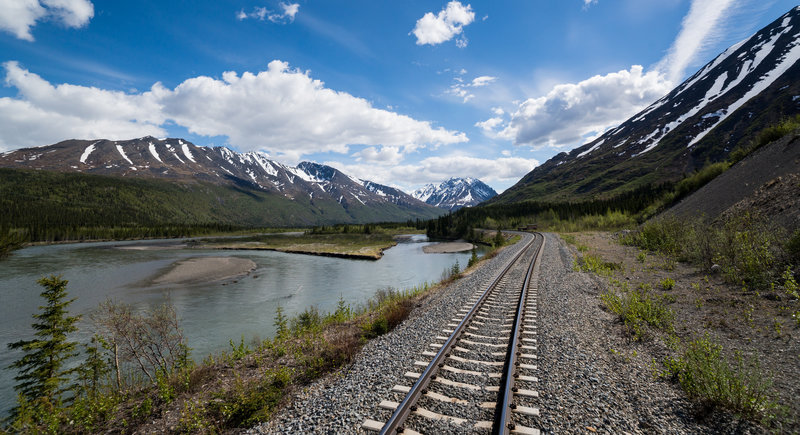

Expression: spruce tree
xmin=7 ymin=275 xmax=81 ymax=412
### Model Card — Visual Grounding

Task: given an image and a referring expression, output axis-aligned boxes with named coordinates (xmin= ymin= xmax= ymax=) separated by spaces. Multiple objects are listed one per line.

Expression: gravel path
xmin=248 ymin=233 xmax=751 ymax=434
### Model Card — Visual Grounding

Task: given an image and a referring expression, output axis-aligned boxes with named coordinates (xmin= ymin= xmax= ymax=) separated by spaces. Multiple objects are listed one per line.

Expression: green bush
xmin=601 ymin=285 xmax=674 ymax=340
xmin=624 ymin=216 xmax=788 ymax=291
xmin=660 ymin=278 xmax=676 ymax=290
xmin=787 ymin=230 xmax=800 ymax=265
xmin=576 ymin=254 xmax=620 ymax=277
xmin=662 ymin=336 xmax=775 ymax=420
xmin=209 ymin=368 xmax=290 ymax=428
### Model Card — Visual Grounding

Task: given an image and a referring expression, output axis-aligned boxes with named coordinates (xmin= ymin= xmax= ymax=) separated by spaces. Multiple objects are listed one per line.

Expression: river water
xmin=0 ymin=235 xmax=476 ymax=415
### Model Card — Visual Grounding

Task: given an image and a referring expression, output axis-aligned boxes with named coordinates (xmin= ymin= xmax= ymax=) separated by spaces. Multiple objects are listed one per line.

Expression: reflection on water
xmin=0 ymin=234 xmax=479 ymax=414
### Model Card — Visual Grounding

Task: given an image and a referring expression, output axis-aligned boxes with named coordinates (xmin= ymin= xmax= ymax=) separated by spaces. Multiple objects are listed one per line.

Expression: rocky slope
xmin=411 ymin=177 xmax=497 ymax=210
xmin=665 ymin=128 xmax=800 ymax=230
xmin=493 ymin=6 xmax=800 ymax=204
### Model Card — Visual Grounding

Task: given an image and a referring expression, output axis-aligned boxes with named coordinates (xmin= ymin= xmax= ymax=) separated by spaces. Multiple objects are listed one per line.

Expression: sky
xmin=0 ymin=0 xmax=796 ymax=193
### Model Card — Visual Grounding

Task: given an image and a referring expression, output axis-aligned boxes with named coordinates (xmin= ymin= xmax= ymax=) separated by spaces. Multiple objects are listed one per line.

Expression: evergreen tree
xmin=7 ymin=275 xmax=81 ymax=413
xmin=494 ymin=229 xmax=504 ymax=247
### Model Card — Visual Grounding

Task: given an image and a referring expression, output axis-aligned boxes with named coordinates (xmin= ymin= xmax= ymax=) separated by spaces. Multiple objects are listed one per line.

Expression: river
xmin=0 ymin=234 xmax=478 ymax=415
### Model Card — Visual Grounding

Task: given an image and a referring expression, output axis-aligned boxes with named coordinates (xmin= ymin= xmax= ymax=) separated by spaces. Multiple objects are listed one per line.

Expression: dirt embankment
xmin=665 ymin=131 xmax=800 ymax=230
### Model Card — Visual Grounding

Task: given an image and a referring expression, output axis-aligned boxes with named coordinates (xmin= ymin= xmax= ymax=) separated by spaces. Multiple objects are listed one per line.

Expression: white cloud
xmin=447 ymin=74 xmax=498 ymax=103
xmin=326 ymin=155 xmax=539 ymax=190
xmin=474 ymin=116 xmax=504 ymax=134
xmin=470 ymin=76 xmax=497 ymax=87
xmin=237 ymin=2 xmax=299 ymax=23
xmin=583 ymin=0 xmax=597 ymax=8
xmin=352 ymin=146 xmax=403 ymax=166
xmin=0 ymin=61 xmax=165 ymax=149
xmin=492 ymin=65 xmax=672 ymax=148
xmin=0 ymin=61 xmax=468 ymax=158
xmin=0 ymin=0 xmax=93 ymax=41
xmin=656 ymin=0 xmax=736 ymax=83
xmin=412 ymin=1 xmax=475 ymax=46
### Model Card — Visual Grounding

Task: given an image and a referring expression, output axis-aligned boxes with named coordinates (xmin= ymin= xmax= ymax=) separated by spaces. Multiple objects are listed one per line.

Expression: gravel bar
xmin=247 ymin=233 xmax=749 ymax=434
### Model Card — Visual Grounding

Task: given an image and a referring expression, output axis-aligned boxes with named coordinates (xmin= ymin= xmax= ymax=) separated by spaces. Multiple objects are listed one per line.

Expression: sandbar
xmin=422 ymin=242 xmax=474 ymax=253
xmin=153 ymin=257 xmax=257 ymax=285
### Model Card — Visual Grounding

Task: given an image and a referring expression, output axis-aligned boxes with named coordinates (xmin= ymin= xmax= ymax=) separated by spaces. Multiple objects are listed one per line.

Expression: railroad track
xmin=363 ymin=232 xmax=545 ymax=434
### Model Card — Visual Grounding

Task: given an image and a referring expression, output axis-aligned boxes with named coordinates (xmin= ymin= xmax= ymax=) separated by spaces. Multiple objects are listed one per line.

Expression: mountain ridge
xmin=491 ymin=6 xmax=800 ymax=204
xmin=0 ymin=137 xmax=444 ymax=227
xmin=411 ymin=177 xmax=497 ymax=210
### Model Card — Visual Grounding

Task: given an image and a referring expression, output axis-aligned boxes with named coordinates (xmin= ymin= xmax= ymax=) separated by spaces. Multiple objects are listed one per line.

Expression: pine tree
xmin=7 ymin=275 xmax=81 ymax=413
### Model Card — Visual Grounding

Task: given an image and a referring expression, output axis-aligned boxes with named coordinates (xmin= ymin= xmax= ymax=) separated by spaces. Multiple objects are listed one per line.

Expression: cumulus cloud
xmin=412 ymin=1 xmax=475 ymax=46
xmin=237 ymin=2 xmax=299 ymax=23
xmin=447 ymin=74 xmax=498 ymax=103
xmin=0 ymin=61 xmax=468 ymax=157
xmin=655 ymin=0 xmax=736 ymax=83
xmin=0 ymin=61 xmax=165 ymax=149
xmin=488 ymin=65 xmax=672 ymax=148
xmin=0 ymin=0 xmax=93 ymax=41
xmin=352 ymin=146 xmax=403 ymax=166
xmin=326 ymin=154 xmax=539 ymax=189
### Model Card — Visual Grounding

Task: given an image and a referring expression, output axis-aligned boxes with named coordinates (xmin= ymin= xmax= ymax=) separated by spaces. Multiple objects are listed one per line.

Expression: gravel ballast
xmin=248 ymin=233 xmax=750 ymax=434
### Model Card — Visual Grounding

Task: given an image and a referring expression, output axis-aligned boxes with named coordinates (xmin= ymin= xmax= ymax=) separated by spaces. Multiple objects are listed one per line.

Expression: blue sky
xmin=0 ymin=0 xmax=795 ymax=193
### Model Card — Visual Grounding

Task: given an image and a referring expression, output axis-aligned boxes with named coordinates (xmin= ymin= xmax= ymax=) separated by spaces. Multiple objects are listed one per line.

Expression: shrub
xmin=787 ymin=230 xmax=800 ymax=265
xmin=601 ymin=285 xmax=674 ymax=340
xmin=662 ymin=336 xmax=776 ymax=420
xmin=660 ymin=278 xmax=676 ymax=290
xmin=576 ymin=254 xmax=620 ymax=277
xmin=208 ymin=368 xmax=290 ymax=428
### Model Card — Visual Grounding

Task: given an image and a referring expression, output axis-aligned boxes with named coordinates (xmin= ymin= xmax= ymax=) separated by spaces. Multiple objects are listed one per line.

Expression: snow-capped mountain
xmin=494 ymin=6 xmax=800 ymax=204
xmin=412 ymin=177 xmax=497 ymax=210
xmin=0 ymin=137 xmax=442 ymax=220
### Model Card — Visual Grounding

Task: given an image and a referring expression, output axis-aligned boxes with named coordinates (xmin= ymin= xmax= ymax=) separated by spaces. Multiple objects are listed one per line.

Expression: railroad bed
xmin=363 ymin=233 xmax=545 ymax=434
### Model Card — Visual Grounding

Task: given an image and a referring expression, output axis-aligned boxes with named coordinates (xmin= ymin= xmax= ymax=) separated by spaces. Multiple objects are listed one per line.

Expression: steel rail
xmin=493 ymin=232 xmax=543 ymax=434
xmin=379 ymin=232 xmax=537 ymax=435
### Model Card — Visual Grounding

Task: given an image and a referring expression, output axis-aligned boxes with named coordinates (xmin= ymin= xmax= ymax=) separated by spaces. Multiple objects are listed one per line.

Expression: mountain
xmin=492 ymin=6 xmax=800 ymax=204
xmin=412 ymin=177 xmax=497 ymax=210
xmin=0 ymin=137 xmax=443 ymax=227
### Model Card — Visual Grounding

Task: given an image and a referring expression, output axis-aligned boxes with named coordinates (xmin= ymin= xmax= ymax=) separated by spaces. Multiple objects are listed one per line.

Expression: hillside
xmin=492 ymin=6 xmax=800 ymax=204
xmin=664 ymin=128 xmax=800 ymax=230
xmin=0 ymin=138 xmax=444 ymax=238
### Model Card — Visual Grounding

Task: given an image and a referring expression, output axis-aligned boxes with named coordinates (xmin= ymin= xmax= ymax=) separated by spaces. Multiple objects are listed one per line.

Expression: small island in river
xmin=153 ymin=257 xmax=257 ymax=285
xmin=191 ymin=233 xmax=400 ymax=260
